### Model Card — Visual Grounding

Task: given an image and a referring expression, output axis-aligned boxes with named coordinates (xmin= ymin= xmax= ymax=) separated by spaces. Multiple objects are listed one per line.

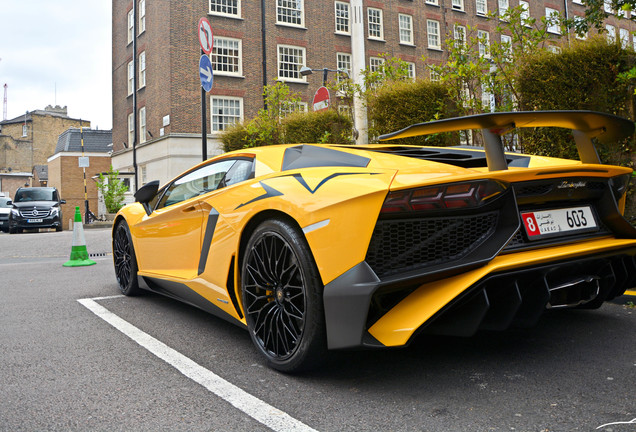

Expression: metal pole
xmin=80 ymin=121 xmax=90 ymax=223
xmin=201 ymin=49 xmax=208 ymax=162
xmin=260 ymin=0 xmax=268 ymax=109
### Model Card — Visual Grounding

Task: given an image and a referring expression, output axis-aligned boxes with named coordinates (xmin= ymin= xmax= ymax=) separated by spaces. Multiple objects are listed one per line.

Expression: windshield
xmin=0 ymin=197 xmax=10 ymax=208
xmin=14 ymin=189 xmax=57 ymax=202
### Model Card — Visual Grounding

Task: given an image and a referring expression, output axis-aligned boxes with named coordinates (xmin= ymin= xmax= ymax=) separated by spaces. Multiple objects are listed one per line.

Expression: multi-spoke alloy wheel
xmin=242 ymin=219 xmax=326 ymax=372
xmin=113 ymin=221 xmax=141 ymax=296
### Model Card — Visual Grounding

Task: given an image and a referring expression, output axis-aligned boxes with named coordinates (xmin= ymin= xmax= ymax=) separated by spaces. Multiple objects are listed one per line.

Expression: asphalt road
xmin=0 ymin=228 xmax=634 ymax=432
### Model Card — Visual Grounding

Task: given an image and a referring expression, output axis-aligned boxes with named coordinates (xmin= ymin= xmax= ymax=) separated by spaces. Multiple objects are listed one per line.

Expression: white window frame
xmin=425 ymin=0 xmax=439 ymax=5
xmin=478 ymin=30 xmax=490 ymax=58
xmin=209 ymin=0 xmax=241 ymax=18
xmin=127 ymin=61 xmax=134 ymax=96
xmin=546 ymin=7 xmax=561 ymax=34
xmin=519 ymin=1 xmax=530 ymax=24
xmin=606 ymin=24 xmax=616 ymax=43
xmin=335 ymin=2 xmax=350 ymax=35
xmin=336 ymin=52 xmax=352 ymax=82
xmin=139 ymin=51 xmax=146 ymax=89
xmin=127 ymin=113 xmax=134 ymax=146
xmin=127 ymin=9 xmax=134 ymax=44
xmin=369 ymin=57 xmax=385 ymax=73
xmin=406 ymin=62 xmax=416 ymax=80
xmin=452 ymin=0 xmax=464 ymax=11
xmin=476 ymin=0 xmax=487 ymax=16
xmin=211 ymin=96 xmax=243 ymax=132
xmin=574 ymin=16 xmax=588 ymax=39
xmin=367 ymin=8 xmax=384 ymax=40
xmin=399 ymin=14 xmax=414 ymax=45
xmin=277 ymin=0 xmax=304 ymax=27
xmin=620 ymin=28 xmax=629 ymax=48
xmin=22 ymin=123 xmax=27 ymax=137
xmin=211 ymin=37 xmax=243 ymax=77
xmin=427 ymin=19 xmax=441 ymax=50
xmin=138 ymin=0 xmax=146 ymax=34
xmin=498 ymin=0 xmax=509 ymax=17
xmin=454 ymin=24 xmax=467 ymax=47
xmin=604 ymin=0 xmax=614 ymax=14
xmin=430 ymin=69 xmax=441 ymax=82
xmin=572 ymin=0 xmax=583 ymax=4
xmin=277 ymin=45 xmax=306 ymax=82
xmin=139 ymin=107 xmax=147 ymax=144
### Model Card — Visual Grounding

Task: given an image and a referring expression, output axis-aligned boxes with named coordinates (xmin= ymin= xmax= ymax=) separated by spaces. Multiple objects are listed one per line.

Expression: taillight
xmin=381 ymin=180 xmax=507 ymax=214
xmin=609 ymin=173 xmax=632 ymax=200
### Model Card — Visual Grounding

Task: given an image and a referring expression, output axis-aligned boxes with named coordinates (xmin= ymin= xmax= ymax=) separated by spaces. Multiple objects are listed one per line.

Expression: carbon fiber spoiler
xmin=378 ymin=111 xmax=635 ymax=171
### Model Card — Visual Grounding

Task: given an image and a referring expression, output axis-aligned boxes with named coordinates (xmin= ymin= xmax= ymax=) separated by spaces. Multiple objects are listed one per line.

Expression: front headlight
xmin=51 ymin=207 xmax=59 ymax=216
xmin=10 ymin=208 xmax=20 ymax=217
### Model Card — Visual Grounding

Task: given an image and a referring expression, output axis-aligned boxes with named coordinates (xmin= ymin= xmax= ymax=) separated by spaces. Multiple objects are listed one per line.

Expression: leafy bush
xmin=366 ymin=79 xmax=460 ymax=146
xmin=97 ymin=166 xmax=128 ymax=214
xmin=283 ymin=110 xmax=353 ymax=144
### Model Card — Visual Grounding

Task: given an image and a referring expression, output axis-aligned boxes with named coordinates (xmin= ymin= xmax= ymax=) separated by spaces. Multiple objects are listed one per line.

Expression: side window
xmin=222 ymin=159 xmax=253 ymax=187
xmin=157 ymin=160 xmax=236 ymax=209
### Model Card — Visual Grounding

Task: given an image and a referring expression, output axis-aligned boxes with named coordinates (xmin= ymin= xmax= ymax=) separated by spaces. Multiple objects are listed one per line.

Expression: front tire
xmin=113 ymin=220 xmax=141 ymax=296
xmin=241 ymin=218 xmax=327 ymax=373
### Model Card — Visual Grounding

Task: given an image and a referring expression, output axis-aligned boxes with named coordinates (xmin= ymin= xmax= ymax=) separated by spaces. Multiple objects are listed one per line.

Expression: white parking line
xmin=78 ymin=297 xmax=318 ymax=432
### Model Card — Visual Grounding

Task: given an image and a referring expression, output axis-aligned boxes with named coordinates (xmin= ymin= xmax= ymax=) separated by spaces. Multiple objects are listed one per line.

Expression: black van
xmin=8 ymin=187 xmax=66 ymax=233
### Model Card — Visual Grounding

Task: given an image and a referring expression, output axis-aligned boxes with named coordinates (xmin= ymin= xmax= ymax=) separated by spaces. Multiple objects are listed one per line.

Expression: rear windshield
xmin=14 ymin=189 xmax=58 ymax=202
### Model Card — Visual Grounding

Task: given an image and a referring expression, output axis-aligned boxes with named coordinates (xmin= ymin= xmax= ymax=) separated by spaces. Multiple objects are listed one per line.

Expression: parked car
xmin=112 ymin=110 xmax=636 ymax=372
xmin=0 ymin=197 xmax=11 ymax=233
xmin=9 ymin=187 xmax=66 ymax=233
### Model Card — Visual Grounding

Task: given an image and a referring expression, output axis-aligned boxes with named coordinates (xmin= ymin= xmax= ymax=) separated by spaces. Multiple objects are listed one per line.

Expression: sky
xmin=0 ymin=1 xmax=112 ymax=130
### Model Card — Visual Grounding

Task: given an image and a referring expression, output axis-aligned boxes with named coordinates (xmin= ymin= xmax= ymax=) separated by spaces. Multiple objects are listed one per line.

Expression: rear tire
xmin=241 ymin=218 xmax=327 ymax=373
xmin=113 ymin=220 xmax=141 ymax=296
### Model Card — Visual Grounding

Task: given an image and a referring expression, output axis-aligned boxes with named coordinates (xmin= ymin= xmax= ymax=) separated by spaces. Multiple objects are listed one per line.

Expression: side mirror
xmin=134 ymin=180 xmax=160 ymax=216
xmin=6 ymin=200 xmax=12 ymax=206
xmin=60 ymin=199 xmax=66 ymax=204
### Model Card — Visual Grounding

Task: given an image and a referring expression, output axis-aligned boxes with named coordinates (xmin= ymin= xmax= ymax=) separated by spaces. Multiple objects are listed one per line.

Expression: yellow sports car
xmin=112 ymin=111 xmax=636 ymax=372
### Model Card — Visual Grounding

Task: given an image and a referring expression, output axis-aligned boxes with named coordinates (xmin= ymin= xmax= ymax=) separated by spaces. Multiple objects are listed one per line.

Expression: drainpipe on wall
xmin=132 ymin=0 xmax=138 ymax=192
xmin=350 ymin=0 xmax=368 ymax=145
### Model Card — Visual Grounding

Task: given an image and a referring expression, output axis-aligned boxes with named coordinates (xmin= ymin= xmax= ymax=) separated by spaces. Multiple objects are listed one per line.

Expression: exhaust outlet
xmin=547 ymin=275 xmax=600 ymax=309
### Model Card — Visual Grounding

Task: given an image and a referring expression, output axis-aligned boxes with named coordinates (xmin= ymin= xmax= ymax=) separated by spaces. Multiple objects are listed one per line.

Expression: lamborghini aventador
xmin=112 ymin=110 xmax=636 ymax=372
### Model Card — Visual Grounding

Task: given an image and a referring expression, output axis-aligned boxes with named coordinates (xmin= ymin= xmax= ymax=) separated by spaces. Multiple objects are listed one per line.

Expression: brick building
xmin=0 ymin=105 xmax=88 ymax=174
xmin=112 ymin=0 xmax=635 ymax=187
xmin=47 ymin=128 xmax=113 ymax=228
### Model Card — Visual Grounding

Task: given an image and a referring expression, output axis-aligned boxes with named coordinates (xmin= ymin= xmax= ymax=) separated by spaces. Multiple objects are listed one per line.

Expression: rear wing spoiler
xmin=378 ymin=111 xmax=635 ymax=171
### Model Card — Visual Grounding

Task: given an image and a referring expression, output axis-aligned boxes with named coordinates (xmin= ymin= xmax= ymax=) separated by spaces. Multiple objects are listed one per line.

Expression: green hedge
xmin=366 ymin=79 xmax=460 ymax=146
xmin=283 ymin=110 xmax=353 ymax=144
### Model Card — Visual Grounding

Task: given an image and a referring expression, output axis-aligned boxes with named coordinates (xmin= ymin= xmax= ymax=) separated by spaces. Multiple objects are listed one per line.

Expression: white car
xmin=0 ymin=197 xmax=11 ymax=233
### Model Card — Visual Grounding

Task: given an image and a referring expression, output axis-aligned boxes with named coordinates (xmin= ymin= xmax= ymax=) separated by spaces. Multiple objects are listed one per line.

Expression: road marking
xmin=77 ymin=297 xmax=318 ymax=432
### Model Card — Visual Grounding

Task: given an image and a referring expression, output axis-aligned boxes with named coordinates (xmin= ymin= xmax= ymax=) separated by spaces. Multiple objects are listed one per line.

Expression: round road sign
xmin=198 ymin=17 xmax=214 ymax=54
xmin=199 ymin=55 xmax=214 ymax=92
xmin=313 ymin=86 xmax=330 ymax=111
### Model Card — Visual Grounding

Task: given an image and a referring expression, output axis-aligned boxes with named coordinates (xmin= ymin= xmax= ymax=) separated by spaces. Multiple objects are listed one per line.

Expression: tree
xmin=97 ymin=166 xmax=128 ymax=214
xmin=568 ymin=0 xmax=636 ymax=32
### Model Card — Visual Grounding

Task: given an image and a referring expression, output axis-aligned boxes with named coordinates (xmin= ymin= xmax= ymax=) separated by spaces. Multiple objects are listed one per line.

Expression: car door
xmin=133 ymin=159 xmax=239 ymax=280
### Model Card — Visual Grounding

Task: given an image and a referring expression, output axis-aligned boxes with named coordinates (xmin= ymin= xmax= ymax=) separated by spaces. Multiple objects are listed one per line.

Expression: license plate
xmin=27 ymin=219 xmax=43 ymax=223
xmin=521 ymin=206 xmax=597 ymax=240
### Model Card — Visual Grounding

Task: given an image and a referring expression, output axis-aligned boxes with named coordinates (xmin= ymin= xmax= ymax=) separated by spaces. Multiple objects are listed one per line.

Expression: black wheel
xmin=55 ymin=225 xmax=62 ymax=232
xmin=113 ymin=220 xmax=141 ymax=296
xmin=241 ymin=219 xmax=327 ymax=373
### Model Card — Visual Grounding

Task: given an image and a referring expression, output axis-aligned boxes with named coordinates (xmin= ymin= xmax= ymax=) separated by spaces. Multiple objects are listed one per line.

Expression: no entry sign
xmin=313 ymin=86 xmax=330 ymax=111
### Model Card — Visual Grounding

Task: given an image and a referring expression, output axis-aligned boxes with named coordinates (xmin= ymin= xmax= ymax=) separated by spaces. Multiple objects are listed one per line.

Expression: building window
xmin=476 ymin=0 xmax=487 ymax=16
xmin=425 ymin=0 xmax=439 ymax=5
xmin=498 ymin=0 xmax=509 ymax=17
xmin=277 ymin=45 xmax=306 ymax=82
xmin=427 ymin=19 xmax=441 ymax=50
xmin=406 ymin=62 xmax=416 ymax=79
xmin=452 ymin=0 xmax=464 ymax=12
xmin=138 ymin=0 xmax=146 ymax=34
xmin=139 ymin=107 xmax=147 ymax=144
xmin=620 ymin=28 xmax=629 ymax=48
xmin=519 ymin=1 xmax=530 ymax=24
xmin=127 ymin=61 xmax=134 ymax=96
xmin=574 ymin=16 xmax=588 ymax=39
xmin=606 ymin=24 xmax=616 ymax=43
xmin=546 ymin=8 xmax=561 ymax=34
xmin=500 ymin=34 xmax=512 ymax=57
xmin=367 ymin=8 xmax=384 ymax=40
xmin=277 ymin=0 xmax=304 ymax=27
xmin=369 ymin=57 xmax=385 ymax=73
xmin=280 ymin=101 xmax=308 ymax=117
xmin=478 ymin=30 xmax=490 ymax=57
xmin=127 ymin=9 xmax=134 ymax=44
xmin=140 ymin=165 xmax=147 ymax=185
xmin=454 ymin=24 xmax=467 ymax=47
xmin=212 ymin=37 xmax=242 ymax=76
xmin=335 ymin=2 xmax=350 ymax=34
xmin=22 ymin=123 xmax=27 ymax=137
xmin=336 ymin=52 xmax=352 ymax=81
xmin=399 ymin=14 xmax=414 ymax=45
xmin=572 ymin=0 xmax=583 ymax=3
xmin=604 ymin=0 xmax=614 ymax=14
xmin=209 ymin=0 xmax=240 ymax=17
xmin=430 ymin=69 xmax=441 ymax=82
xmin=127 ymin=113 xmax=134 ymax=146
xmin=139 ymin=51 xmax=146 ymax=89
xmin=211 ymin=97 xmax=242 ymax=132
